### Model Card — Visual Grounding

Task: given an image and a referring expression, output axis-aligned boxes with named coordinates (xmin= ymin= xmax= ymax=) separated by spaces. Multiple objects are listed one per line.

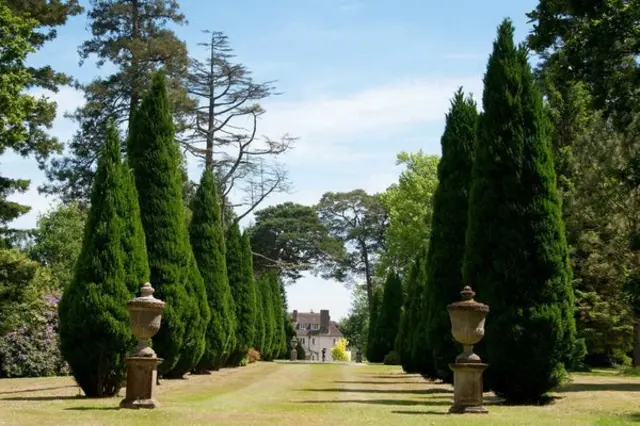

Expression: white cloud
xmin=258 ymin=76 xmax=482 ymax=165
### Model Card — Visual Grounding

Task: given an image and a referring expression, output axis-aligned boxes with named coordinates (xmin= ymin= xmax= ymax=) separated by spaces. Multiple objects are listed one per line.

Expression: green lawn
xmin=0 ymin=362 xmax=638 ymax=425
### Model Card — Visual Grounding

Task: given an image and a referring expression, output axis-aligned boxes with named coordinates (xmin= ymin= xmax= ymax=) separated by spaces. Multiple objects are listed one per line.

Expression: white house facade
xmin=292 ymin=309 xmax=343 ymax=362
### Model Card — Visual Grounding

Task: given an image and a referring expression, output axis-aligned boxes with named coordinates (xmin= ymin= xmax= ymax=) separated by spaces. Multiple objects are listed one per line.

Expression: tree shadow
xmin=65 ymin=407 xmax=120 ymax=411
xmin=625 ymin=412 xmax=640 ymax=422
xmin=0 ymin=395 xmax=84 ymax=402
xmin=333 ymin=380 xmax=429 ymax=385
xmin=300 ymin=387 xmax=452 ymax=395
xmin=558 ymin=382 xmax=640 ymax=392
xmin=0 ymin=386 xmax=76 ymax=396
xmin=392 ymin=410 xmax=448 ymax=415
xmin=297 ymin=398 xmax=451 ymax=406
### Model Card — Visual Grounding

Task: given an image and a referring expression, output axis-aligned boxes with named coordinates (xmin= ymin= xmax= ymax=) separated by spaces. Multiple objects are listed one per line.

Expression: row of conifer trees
xmin=392 ymin=19 xmax=583 ymax=404
xmin=58 ymin=72 xmax=288 ymax=398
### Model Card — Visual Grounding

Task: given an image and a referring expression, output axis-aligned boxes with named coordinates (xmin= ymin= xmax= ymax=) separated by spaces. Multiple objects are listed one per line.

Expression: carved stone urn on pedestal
xmin=120 ymin=283 xmax=165 ymax=409
xmin=447 ymin=285 xmax=490 ymax=414
xmin=290 ymin=336 xmax=298 ymax=361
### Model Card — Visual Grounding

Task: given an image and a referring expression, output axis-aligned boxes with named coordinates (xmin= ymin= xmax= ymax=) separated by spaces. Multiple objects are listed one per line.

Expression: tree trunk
xmin=205 ymin=32 xmax=216 ymax=170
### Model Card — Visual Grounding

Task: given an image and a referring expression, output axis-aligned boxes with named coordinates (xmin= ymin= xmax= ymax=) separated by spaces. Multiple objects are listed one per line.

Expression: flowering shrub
xmin=331 ymin=338 xmax=350 ymax=362
xmin=0 ymin=293 xmax=68 ymax=378
xmin=247 ymin=348 xmax=261 ymax=363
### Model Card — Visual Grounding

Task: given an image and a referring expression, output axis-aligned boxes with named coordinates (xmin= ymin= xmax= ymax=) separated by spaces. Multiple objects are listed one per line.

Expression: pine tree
xmin=365 ymin=286 xmax=383 ymax=362
xmin=463 ymin=19 xmax=579 ymax=403
xmin=189 ymin=169 xmax=235 ymax=372
xmin=423 ymin=89 xmax=478 ymax=383
xmin=369 ymin=271 xmax=403 ymax=362
xmin=127 ymin=72 xmax=209 ymax=377
xmin=225 ymin=223 xmax=256 ymax=364
xmin=58 ymin=123 xmax=147 ymax=397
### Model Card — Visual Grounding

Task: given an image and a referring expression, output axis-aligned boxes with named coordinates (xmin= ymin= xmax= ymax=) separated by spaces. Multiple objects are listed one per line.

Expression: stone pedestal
xmin=355 ymin=348 xmax=362 ymax=363
xmin=449 ymin=362 xmax=488 ymax=414
xmin=290 ymin=349 xmax=297 ymax=361
xmin=120 ymin=357 xmax=162 ymax=409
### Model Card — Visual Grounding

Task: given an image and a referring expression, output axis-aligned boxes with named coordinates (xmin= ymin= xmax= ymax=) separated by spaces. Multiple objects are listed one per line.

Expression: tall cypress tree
xmin=190 ymin=169 xmax=235 ymax=372
xmin=269 ymin=273 xmax=287 ymax=359
xmin=365 ymin=286 xmax=384 ymax=362
xmin=259 ymin=274 xmax=276 ymax=360
xmin=127 ymin=72 xmax=210 ymax=377
xmin=463 ymin=19 xmax=579 ymax=403
xmin=241 ymin=230 xmax=258 ymax=351
xmin=59 ymin=123 xmax=148 ymax=397
xmin=225 ymin=223 xmax=256 ymax=364
xmin=397 ymin=253 xmax=425 ymax=374
xmin=423 ymin=89 xmax=478 ymax=383
xmin=369 ymin=271 xmax=403 ymax=362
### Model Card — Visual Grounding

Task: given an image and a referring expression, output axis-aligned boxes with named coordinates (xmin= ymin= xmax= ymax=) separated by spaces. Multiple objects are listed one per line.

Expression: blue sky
xmin=6 ymin=0 xmax=539 ymax=321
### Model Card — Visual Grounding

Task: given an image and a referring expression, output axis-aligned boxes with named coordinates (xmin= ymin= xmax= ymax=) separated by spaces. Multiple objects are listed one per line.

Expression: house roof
xmin=296 ymin=321 xmax=343 ymax=338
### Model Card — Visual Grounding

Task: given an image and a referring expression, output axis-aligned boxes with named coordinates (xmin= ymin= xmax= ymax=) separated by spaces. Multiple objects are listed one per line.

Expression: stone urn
xmin=290 ymin=335 xmax=298 ymax=361
xmin=447 ymin=286 xmax=490 ymax=414
xmin=120 ymin=283 xmax=165 ymax=409
xmin=355 ymin=347 xmax=362 ymax=363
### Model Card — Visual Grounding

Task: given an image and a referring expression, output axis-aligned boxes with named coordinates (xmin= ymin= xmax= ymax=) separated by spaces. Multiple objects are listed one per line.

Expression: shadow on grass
xmin=0 ymin=395 xmax=84 ymax=402
xmin=65 ymin=407 xmax=120 ymax=411
xmin=625 ymin=412 xmax=640 ymax=422
xmin=297 ymin=399 xmax=451 ymax=406
xmin=392 ymin=410 xmax=447 ymax=415
xmin=0 ymin=386 xmax=76 ymax=396
xmin=333 ymin=380 xmax=428 ymax=385
xmin=558 ymin=383 xmax=640 ymax=392
xmin=370 ymin=375 xmax=422 ymax=379
xmin=300 ymin=387 xmax=452 ymax=395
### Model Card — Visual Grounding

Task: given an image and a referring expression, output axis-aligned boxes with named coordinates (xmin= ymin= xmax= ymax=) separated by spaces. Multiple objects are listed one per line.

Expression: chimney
xmin=320 ymin=310 xmax=330 ymax=333
xmin=292 ymin=310 xmax=298 ymax=322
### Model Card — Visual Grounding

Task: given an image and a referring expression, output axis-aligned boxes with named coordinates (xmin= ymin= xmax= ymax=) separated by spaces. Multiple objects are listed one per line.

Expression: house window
xmin=301 ymin=338 xmax=305 ymax=344
xmin=311 ymin=323 xmax=318 ymax=330
xmin=312 ymin=338 xmax=315 ymax=345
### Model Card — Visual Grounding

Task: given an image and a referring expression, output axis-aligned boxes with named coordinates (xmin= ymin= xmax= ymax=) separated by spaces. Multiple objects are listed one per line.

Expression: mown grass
xmin=0 ymin=362 xmax=638 ymax=425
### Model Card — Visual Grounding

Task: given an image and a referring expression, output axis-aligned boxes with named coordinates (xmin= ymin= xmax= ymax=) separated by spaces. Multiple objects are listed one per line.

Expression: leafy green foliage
xmin=189 ymin=169 xmax=235 ymax=372
xmin=338 ymin=284 xmax=369 ymax=353
xmin=58 ymin=123 xmax=145 ymax=397
xmin=331 ymin=338 xmax=349 ymax=362
xmin=317 ymin=190 xmax=387 ymax=307
xmin=396 ymin=253 xmax=425 ymax=374
xmin=423 ymin=89 xmax=478 ymax=383
xmin=249 ymin=202 xmax=344 ymax=282
xmin=269 ymin=273 xmax=287 ymax=359
xmin=257 ymin=274 xmax=276 ymax=360
xmin=463 ymin=19 xmax=579 ymax=403
xmin=225 ymin=224 xmax=257 ymax=364
xmin=379 ymin=151 xmax=439 ymax=273
xmin=29 ymin=202 xmax=86 ymax=290
xmin=127 ymin=72 xmax=207 ymax=377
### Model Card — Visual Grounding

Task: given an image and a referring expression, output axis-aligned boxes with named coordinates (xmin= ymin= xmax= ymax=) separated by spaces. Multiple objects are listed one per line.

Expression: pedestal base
xmin=290 ymin=349 xmax=297 ymax=361
xmin=119 ymin=356 xmax=162 ymax=410
xmin=448 ymin=362 xmax=488 ymax=414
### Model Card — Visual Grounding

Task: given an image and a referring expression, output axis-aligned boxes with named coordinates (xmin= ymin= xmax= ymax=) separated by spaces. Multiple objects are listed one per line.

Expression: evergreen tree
xmin=225 ymin=223 xmax=256 ymax=364
xmin=365 ymin=286 xmax=383 ymax=362
xmin=369 ymin=271 xmax=403 ymax=362
xmin=254 ymin=275 xmax=266 ymax=354
xmin=269 ymin=273 xmax=287 ymax=359
xmin=127 ymin=72 xmax=209 ymax=377
xmin=463 ymin=19 xmax=579 ymax=403
xmin=397 ymin=254 xmax=424 ymax=374
xmin=189 ymin=169 xmax=235 ymax=372
xmin=259 ymin=275 xmax=276 ymax=360
xmin=423 ymin=89 xmax=478 ymax=383
xmin=58 ymin=123 xmax=147 ymax=397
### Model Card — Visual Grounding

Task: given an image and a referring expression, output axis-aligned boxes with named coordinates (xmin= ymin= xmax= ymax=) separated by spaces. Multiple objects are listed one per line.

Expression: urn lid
xmin=447 ymin=286 xmax=489 ymax=312
xmin=128 ymin=282 xmax=166 ymax=310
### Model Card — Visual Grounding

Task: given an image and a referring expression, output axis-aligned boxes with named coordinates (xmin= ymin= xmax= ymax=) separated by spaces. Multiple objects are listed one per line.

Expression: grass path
xmin=0 ymin=363 xmax=639 ymax=425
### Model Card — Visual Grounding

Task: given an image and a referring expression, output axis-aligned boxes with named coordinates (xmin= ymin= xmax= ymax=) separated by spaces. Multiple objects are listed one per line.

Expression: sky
xmin=5 ymin=0 xmax=540 ymax=321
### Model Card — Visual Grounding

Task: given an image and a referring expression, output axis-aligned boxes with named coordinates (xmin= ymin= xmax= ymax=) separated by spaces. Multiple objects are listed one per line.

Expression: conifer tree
xmin=365 ymin=286 xmax=383 ymax=362
xmin=269 ymin=273 xmax=287 ymax=358
xmin=190 ymin=169 xmax=235 ymax=372
xmin=423 ymin=89 xmax=478 ymax=383
xmin=59 ymin=123 xmax=147 ymax=397
xmin=369 ymin=271 xmax=403 ymax=362
xmin=260 ymin=274 xmax=276 ymax=360
xmin=397 ymin=253 xmax=425 ymax=374
xmin=463 ymin=19 xmax=579 ymax=403
xmin=226 ymin=223 xmax=256 ymax=364
xmin=127 ymin=72 xmax=210 ymax=377
xmin=254 ymin=275 xmax=266 ymax=354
